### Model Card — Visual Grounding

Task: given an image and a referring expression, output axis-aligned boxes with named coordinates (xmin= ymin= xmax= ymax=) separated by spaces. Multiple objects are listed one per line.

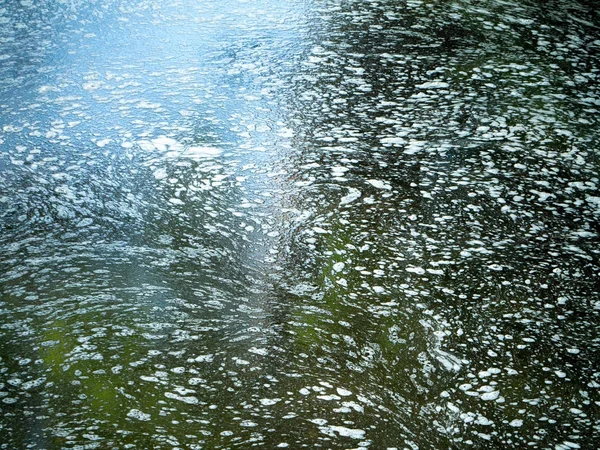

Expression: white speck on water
xmin=331 ymin=166 xmax=349 ymax=176
xmin=192 ymin=354 xmax=213 ymax=363
xmin=447 ymin=402 xmax=460 ymax=413
xmin=277 ymin=127 xmax=294 ymax=138
xmin=96 ymin=138 xmax=111 ymax=147
xmin=76 ymin=218 xmax=93 ymax=228
xmin=248 ymin=347 xmax=268 ymax=356
xmin=341 ymin=187 xmax=362 ymax=205
xmin=342 ymin=401 xmax=364 ymax=413
xmin=153 ymin=168 xmax=168 ymax=180
xmin=332 ymin=262 xmax=345 ymax=272
xmin=21 ymin=377 xmax=46 ymax=390
xmin=478 ymin=368 xmax=501 ymax=378
xmin=433 ymin=348 xmax=462 ymax=371
xmin=406 ymin=266 xmax=425 ymax=275
xmin=183 ymin=146 xmax=222 ymax=159
xmin=555 ymin=442 xmax=581 ymax=449
xmin=317 ymin=394 xmax=341 ymax=401
xmin=327 ymin=425 xmax=366 ymax=439
xmin=165 ymin=392 xmax=199 ymax=404
xmin=310 ymin=418 xmax=328 ymax=426
xmin=477 ymin=416 xmax=494 ymax=426
xmin=260 ymin=398 xmax=281 ymax=406
xmin=140 ymin=376 xmax=160 ymax=383
xmin=367 ymin=179 xmax=392 ymax=190
xmin=137 ymin=140 xmax=156 ymax=151
xmin=152 ymin=136 xmax=181 ymax=151
xmin=380 ymin=136 xmax=406 ymax=145
xmin=480 ymin=391 xmax=500 ymax=401
xmin=404 ymin=140 xmax=425 ymax=155
xmin=7 ymin=378 xmax=22 ymax=387
xmin=416 ymin=81 xmax=449 ymax=89
xmin=127 ymin=409 xmax=151 ymax=421
xmin=509 ymin=419 xmax=523 ymax=427
xmin=240 ymin=420 xmax=258 ymax=427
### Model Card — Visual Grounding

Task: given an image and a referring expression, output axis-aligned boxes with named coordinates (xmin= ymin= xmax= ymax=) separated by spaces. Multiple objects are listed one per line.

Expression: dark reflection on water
xmin=1 ymin=0 xmax=599 ymax=448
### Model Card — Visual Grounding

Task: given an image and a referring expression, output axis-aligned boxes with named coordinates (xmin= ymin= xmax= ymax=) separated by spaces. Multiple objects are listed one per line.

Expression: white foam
xmin=342 ymin=401 xmax=363 ymax=412
xmin=76 ymin=218 xmax=93 ymax=228
xmin=480 ymin=391 xmax=500 ymax=401
xmin=21 ymin=377 xmax=46 ymax=390
xmin=96 ymin=138 xmax=111 ymax=148
xmin=248 ymin=347 xmax=268 ymax=356
xmin=240 ymin=420 xmax=258 ymax=427
xmin=317 ymin=394 xmax=340 ymax=401
xmin=328 ymin=425 xmax=365 ymax=439
xmin=193 ymin=354 xmax=214 ymax=363
xmin=380 ymin=136 xmax=406 ymax=145
xmin=310 ymin=418 xmax=328 ymax=425
xmin=331 ymin=166 xmax=349 ymax=176
xmin=153 ymin=168 xmax=168 ymax=180
xmin=404 ymin=140 xmax=425 ymax=155
xmin=367 ymin=179 xmax=392 ymax=190
xmin=183 ymin=146 xmax=222 ymax=159
xmin=556 ymin=442 xmax=581 ymax=450
xmin=165 ymin=392 xmax=199 ymax=404
xmin=416 ymin=81 xmax=449 ymax=89
xmin=332 ymin=262 xmax=345 ymax=272
xmin=341 ymin=188 xmax=362 ymax=205
xmin=152 ymin=136 xmax=181 ymax=151
xmin=127 ymin=409 xmax=151 ymax=421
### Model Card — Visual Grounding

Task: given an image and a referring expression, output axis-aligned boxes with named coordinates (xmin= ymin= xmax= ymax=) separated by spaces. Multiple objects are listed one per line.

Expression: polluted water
xmin=0 ymin=0 xmax=599 ymax=449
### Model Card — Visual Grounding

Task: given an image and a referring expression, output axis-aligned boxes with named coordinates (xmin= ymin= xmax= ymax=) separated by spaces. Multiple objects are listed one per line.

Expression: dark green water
xmin=0 ymin=0 xmax=599 ymax=448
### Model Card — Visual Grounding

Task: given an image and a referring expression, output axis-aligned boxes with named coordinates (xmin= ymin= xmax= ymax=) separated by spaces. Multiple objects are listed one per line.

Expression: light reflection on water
xmin=1 ymin=0 xmax=599 ymax=448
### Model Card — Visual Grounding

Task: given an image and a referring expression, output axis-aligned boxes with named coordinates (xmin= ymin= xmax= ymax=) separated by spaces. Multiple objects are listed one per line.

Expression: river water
xmin=1 ymin=0 xmax=599 ymax=448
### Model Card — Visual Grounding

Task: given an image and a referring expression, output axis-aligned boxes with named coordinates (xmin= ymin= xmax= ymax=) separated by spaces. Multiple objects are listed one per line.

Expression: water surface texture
xmin=1 ymin=0 xmax=599 ymax=448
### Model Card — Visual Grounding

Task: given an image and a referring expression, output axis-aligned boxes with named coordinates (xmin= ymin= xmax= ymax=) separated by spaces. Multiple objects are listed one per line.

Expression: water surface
xmin=1 ymin=0 xmax=599 ymax=448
